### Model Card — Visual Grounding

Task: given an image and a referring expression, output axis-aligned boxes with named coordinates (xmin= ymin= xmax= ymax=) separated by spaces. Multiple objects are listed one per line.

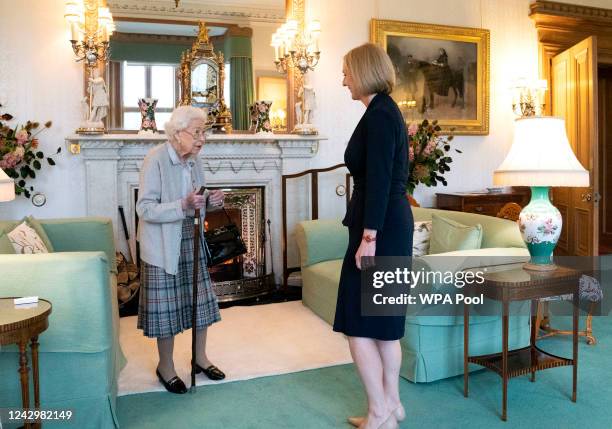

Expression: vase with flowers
xmin=0 ymin=105 xmax=60 ymax=199
xmin=406 ymin=119 xmax=460 ymax=198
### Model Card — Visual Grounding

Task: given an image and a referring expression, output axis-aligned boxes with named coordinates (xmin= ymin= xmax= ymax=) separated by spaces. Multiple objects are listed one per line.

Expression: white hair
xmin=165 ymin=106 xmax=208 ymax=142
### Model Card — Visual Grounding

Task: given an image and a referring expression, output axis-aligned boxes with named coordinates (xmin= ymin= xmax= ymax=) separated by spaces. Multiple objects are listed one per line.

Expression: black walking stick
xmin=190 ymin=186 xmax=206 ymax=393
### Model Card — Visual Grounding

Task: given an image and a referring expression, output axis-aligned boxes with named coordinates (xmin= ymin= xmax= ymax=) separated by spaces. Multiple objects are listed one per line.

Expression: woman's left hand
xmin=208 ymin=190 xmax=225 ymax=208
xmin=355 ymin=236 xmax=376 ymax=270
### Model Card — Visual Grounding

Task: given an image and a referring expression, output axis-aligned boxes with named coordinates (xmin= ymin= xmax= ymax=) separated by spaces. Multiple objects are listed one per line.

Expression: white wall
xmin=0 ymin=0 xmax=608 ymax=221
xmin=0 ymin=0 xmax=84 ymax=220
xmin=306 ymin=0 xmax=540 ymax=212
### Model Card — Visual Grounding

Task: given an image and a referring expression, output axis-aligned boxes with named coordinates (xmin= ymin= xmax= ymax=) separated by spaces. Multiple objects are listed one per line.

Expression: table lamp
xmin=0 ymin=168 xmax=15 ymax=202
xmin=493 ymin=116 xmax=589 ymax=270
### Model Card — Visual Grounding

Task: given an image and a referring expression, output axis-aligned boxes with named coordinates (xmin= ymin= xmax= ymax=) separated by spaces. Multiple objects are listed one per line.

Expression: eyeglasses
xmin=182 ymin=128 xmax=210 ymax=140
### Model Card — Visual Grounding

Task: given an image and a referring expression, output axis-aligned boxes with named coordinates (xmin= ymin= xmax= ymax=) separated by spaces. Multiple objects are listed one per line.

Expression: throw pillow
xmin=0 ymin=230 xmax=16 ymax=254
xmin=413 ymin=221 xmax=432 ymax=257
xmin=429 ymin=214 xmax=483 ymax=254
xmin=6 ymin=221 xmax=50 ymax=254
xmin=23 ymin=216 xmax=55 ymax=252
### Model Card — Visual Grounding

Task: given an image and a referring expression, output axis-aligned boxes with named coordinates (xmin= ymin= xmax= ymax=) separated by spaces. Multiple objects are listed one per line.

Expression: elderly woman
xmin=336 ymin=43 xmax=413 ymax=429
xmin=136 ymin=106 xmax=225 ymax=394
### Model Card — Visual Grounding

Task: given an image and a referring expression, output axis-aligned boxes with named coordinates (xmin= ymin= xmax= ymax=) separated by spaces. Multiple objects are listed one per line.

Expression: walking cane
xmin=190 ymin=186 xmax=206 ymax=393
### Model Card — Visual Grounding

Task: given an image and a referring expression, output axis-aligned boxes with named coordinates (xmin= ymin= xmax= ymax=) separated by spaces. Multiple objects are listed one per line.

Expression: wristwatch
xmin=362 ymin=234 xmax=376 ymax=243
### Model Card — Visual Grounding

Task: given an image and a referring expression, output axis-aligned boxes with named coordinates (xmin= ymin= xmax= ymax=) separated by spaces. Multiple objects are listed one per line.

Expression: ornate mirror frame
xmin=178 ymin=22 xmax=232 ymax=132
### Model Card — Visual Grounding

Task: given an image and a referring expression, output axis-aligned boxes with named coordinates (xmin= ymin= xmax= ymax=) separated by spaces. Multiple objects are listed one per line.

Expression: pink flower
xmin=408 ymin=123 xmax=418 ymax=136
xmin=263 ymin=120 xmax=271 ymax=130
xmin=0 ymin=151 xmax=22 ymax=169
xmin=408 ymin=145 xmax=414 ymax=162
xmin=15 ymin=129 xmax=29 ymax=144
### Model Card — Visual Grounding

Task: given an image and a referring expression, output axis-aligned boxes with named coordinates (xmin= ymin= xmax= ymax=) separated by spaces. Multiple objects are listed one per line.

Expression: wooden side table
xmin=463 ymin=267 xmax=581 ymax=421
xmin=0 ymin=298 xmax=52 ymax=429
xmin=436 ymin=190 xmax=530 ymax=217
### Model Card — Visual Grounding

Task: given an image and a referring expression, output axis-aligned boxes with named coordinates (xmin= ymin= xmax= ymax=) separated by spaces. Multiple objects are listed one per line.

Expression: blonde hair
xmin=343 ymin=43 xmax=396 ymax=98
xmin=165 ymin=106 xmax=208 ymax=142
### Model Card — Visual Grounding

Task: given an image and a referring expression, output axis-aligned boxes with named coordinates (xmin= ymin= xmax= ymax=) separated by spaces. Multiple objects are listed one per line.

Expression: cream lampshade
xmin=493 ymin=116 xmax=589 ymax=270
xmin=0 ymin=168 xmax=15 ymax=202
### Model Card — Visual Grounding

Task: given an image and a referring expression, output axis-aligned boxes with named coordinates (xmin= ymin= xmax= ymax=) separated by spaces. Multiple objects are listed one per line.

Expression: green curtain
xmin=230 ymin=57 xmax=254 ymax=130
xmin=225 ymin=36 xmax=254 ymax=130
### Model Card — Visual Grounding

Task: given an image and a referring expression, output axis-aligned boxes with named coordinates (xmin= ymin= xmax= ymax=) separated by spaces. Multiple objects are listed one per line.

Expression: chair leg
xmin=585 ymin=302 xmax=597 ymax=345
xmin=538 ymin=301 xmax=597 ymax=345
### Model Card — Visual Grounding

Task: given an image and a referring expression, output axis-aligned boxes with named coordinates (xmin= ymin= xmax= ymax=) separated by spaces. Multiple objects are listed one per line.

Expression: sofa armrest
xmin=0 ymin=252 xmax=114 ymax=353
xmin=295 ymin=219 xmax=348 ymax=267
xmin=39 ymin=217 xmax=117 ymax=273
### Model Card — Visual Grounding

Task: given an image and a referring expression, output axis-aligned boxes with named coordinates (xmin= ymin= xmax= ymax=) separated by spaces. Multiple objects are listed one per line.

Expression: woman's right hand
xmin=182 ymin=191 xmax=206 ymax=211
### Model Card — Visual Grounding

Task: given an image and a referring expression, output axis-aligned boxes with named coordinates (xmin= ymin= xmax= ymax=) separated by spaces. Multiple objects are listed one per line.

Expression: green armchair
xmin=296 ymin=207 xmax=532 ymax=383
xmin=0 ymin=217 xmax=125 ymax=429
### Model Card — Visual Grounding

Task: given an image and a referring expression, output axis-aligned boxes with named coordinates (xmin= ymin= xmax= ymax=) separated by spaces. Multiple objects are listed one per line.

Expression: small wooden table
xmin=463 ymin=266 xmax=581 ymax=421
xmin=0 ymin=298 xmax=52 ymax=429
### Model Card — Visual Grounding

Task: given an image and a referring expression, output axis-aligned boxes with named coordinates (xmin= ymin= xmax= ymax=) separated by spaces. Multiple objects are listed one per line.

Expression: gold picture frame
xmin=371 ymin=19 xmax=490 ymax=135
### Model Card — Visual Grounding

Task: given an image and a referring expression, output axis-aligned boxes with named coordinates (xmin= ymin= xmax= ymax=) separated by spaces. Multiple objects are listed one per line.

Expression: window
xmin=121 ymin=62 xmax=179 ymax=130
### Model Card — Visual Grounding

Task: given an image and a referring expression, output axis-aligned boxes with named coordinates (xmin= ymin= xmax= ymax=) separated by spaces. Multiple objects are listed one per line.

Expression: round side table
xmin=0 ymin=298 xmax=52 ymax=429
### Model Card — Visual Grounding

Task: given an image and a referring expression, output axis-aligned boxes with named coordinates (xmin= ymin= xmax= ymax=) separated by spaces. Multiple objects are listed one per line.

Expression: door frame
xmin=530 ymin=1 xmax=612 ymax=112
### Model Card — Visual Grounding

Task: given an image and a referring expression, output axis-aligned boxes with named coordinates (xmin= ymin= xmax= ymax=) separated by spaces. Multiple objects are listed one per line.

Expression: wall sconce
xmin=271 ymin=19 xmax=320 ymax=75
xmin=64 ymin=0 xmax=114 ymax=135
xmin=511 ymin=78 xmax=547 ymax=117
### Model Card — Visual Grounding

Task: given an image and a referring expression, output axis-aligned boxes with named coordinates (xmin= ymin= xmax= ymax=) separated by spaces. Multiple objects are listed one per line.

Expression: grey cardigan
xmin=136 ymin=142 xmax=214 ymax=275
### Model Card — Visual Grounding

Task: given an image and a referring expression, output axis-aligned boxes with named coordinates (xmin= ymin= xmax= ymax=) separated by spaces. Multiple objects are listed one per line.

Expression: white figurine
xmin=88 ymin=69 xmax=109 ymax=123
xmin=301 ymin=85 xmax=316 ymax=125
xmin=293 ymin=85 xmax=318 ymax=135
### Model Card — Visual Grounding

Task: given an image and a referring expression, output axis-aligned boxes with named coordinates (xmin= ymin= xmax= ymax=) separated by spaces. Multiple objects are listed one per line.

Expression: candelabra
xmin=511 ymin=78 xmax=547 ymax=117
xmin=272 ymin=18 xmax=320 ymax=134
xmin=64 ymin=0 xmax=115 ymax=134
xmin=271 ymin=19 xmax=320 ymax=75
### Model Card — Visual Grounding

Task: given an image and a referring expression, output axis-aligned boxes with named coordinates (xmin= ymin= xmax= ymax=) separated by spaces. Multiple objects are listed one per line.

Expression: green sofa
xmin=296 ymin=207 xmax=532 ymax=383
xmin=0 ymin=217 xmax=126 ymax=429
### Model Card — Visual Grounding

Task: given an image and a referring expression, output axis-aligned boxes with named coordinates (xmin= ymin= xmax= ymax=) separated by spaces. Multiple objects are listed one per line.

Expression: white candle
xmin=70 ymin=21 xmax=78 ymax=41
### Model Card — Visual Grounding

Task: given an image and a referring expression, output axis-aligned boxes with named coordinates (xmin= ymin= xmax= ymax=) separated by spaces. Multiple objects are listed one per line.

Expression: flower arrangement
xmin=406 ymin=119 xmax=461 ymax=195
xmin=0 ymin=105 xmax=60 ymax=199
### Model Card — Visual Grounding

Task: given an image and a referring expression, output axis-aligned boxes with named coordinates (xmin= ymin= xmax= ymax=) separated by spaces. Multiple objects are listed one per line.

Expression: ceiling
xmin=115 ymin=21 xmax=227 ymax=37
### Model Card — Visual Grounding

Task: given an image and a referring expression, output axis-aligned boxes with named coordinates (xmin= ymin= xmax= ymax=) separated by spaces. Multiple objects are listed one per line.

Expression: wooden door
xmin=599 ymin=66 xmax=612 ymax=254
xmin=551 ymin=36 xmax=599 ymax=256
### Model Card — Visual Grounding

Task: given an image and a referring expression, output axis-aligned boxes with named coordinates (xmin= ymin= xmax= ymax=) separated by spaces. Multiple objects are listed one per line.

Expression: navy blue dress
xmin=333 ymin=93 xmax=413 ymax=341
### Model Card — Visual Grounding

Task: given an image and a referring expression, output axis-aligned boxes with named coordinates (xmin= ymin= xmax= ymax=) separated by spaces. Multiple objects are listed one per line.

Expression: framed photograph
xmin=371 ymin=19 xmax=490 ymax=135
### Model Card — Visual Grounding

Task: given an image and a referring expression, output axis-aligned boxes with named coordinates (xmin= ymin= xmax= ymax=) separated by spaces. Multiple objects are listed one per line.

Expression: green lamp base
xmin=518 ymin=186 xmax=563 ymax=271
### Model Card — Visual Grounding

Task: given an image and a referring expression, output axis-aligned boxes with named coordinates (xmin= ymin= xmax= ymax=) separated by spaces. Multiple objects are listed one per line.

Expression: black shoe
xmin=156 ymin=369 xmax=188 ymax=394
xmin=193 ymin=362 xmax=226 ymax=380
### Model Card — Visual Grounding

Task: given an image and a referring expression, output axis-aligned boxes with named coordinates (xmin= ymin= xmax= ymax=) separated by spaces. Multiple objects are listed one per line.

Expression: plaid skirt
xmin=137 ymin=219 xmax=221 ymax=338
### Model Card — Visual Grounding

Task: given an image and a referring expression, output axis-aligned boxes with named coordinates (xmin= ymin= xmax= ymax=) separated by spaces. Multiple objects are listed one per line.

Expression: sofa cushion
xmin=412 ymin=207 xmax=526 ymax=249
xmin=0 ymin=230 xmax=15 ymax=253
xmin=296 ymin=219 xmax=348 ymax=267
xmin=429 ymin=213 xmax=482 ymax=254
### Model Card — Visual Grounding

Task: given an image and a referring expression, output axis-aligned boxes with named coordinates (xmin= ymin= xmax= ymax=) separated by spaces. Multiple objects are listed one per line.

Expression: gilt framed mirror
xmin=106 ymin=1 xmax=288 ymax=133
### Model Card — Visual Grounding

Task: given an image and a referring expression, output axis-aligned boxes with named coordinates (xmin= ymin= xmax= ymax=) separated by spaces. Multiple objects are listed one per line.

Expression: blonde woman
xmin=136 ymin=106 xmax=226 ymax=394
xmin=334 ymin=43 xmax=413 ymax=429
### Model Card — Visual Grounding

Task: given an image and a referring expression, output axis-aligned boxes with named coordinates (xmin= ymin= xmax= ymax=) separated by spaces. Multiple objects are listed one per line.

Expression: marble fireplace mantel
xmin=65 ymin=133 xmax=325 ymax=283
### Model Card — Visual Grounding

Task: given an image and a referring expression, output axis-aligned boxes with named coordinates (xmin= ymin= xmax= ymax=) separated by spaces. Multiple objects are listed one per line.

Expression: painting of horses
xmin=371 ymin=19 xmax=490 ymax=135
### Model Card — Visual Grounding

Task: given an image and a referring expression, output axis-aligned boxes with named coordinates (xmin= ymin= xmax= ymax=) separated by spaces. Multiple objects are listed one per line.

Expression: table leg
xmin=18 ymin=341 xmax=31 ymax=429
xmin=502 ymin=301 xmax=509 ymax=421
xmin=530 ymin=299 xmax=537 ymax=382
xmin=31 ymin=336 xmax=41 ymax=429
xmin=464 ymin=302 xmax=469 ymax=398
xmin=573 ymin=290 xmax=578 ymax=402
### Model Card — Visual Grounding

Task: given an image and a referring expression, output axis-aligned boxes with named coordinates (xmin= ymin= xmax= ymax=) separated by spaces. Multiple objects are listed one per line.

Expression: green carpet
xmin=117 ymin=316 xmax=612 ymax=428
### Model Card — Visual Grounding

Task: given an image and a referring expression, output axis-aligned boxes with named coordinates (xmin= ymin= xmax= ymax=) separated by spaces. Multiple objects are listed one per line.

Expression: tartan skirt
xmin=137 ymin=219 xmax=221 ymax=338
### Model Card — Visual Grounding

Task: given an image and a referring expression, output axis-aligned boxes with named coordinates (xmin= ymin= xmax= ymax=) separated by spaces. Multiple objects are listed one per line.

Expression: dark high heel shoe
xmin=156 ymin=369 xmax=188 ymax=394
xmin=193 ymin=362 xmax=226 ymax=380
